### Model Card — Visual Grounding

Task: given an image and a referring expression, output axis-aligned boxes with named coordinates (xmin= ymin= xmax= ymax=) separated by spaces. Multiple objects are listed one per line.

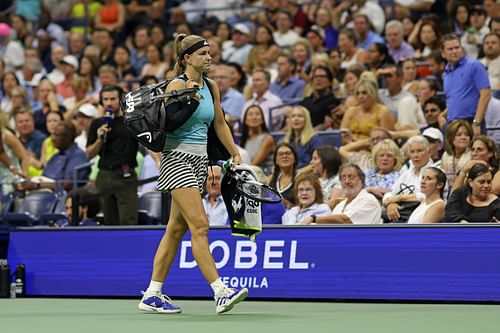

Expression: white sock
xmin=210 ymin=278 xmax=226 ymax=296
xmin=145 ymin=280 xmax=163 ymax=294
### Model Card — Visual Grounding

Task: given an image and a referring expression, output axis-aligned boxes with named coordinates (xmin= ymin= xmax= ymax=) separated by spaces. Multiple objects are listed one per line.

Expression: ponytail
xmin=173 ymin=33 xmax=188 ymax=76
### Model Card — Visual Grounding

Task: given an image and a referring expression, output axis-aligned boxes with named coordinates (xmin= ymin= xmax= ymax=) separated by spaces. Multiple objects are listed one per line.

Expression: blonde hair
xmin=371 ymin=139 xmax=402 ymax=171
xmin=355 ymin=79 xmax=379 ymax=103
xmin=359 ymin=71 xmax=379 ymax=89
xmin=173 ymin=34 xmax=206 ymax=75
xmin=284 ymin=105 xmax=315 ymax=145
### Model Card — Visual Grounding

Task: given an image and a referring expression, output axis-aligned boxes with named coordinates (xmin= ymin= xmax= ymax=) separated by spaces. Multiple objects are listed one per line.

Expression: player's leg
xmin=139 ymin=200 xmax=187 ymax=313
xmin=172 ymin=187 xmax=248 ymax=314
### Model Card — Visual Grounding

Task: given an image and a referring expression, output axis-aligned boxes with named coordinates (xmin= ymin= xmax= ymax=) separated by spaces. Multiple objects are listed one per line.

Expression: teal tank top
xmin=166 ymin=79 xmax=214 ymax=145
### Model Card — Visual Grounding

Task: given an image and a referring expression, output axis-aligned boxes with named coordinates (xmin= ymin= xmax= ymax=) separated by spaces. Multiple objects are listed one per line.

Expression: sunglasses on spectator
xmin=277 ymin=151 xmax=293 ymax=157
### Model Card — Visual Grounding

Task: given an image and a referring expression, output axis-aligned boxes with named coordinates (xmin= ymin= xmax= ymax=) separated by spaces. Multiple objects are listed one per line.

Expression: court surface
xmin=1 ymin=298 xmax=499 ymax=333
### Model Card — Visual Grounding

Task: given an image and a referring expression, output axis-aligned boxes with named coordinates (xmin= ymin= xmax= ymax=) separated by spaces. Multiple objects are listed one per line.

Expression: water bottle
xmin=15 ymin=264 xmax=25 ymax=297
xmin=0 ymin=260 xmax=10 ymax=298
xmin=10 ymin=283 xmax=16 ymax=299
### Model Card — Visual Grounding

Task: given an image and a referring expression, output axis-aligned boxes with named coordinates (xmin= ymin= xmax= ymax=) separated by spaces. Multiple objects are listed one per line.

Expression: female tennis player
xmin=138 ymin=34 xmax=247 ymax=314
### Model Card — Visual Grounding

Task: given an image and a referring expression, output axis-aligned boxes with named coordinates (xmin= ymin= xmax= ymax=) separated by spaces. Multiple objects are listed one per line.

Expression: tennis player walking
xmin=138 ymin=34 xmax=247 ymax=314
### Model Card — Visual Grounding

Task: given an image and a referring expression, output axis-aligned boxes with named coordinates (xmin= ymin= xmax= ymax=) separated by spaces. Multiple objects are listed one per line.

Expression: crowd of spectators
xmin=1 ymin=0 xmax=500 ymax=226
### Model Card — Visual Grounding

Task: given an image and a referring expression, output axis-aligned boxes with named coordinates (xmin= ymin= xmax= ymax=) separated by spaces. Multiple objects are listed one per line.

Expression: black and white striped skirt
xmin=157 ymin=149 xmax=209 ymax=193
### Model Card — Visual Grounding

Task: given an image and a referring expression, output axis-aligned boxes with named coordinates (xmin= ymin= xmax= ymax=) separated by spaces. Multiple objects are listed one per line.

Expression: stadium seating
xmin=138 ymin=191 xmax=166 ymax=225
xmin=39 ymin=194 xmax=67 ymax=226
xmin=3 ymin=191 xmax=58 ymax=227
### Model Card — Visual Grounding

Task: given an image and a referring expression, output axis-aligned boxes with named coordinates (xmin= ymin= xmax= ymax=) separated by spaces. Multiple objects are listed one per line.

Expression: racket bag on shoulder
xmin=121 ymin=78 xmax=198 ymax=152
xmin=220 ymin=165 xmax=262 ymax=241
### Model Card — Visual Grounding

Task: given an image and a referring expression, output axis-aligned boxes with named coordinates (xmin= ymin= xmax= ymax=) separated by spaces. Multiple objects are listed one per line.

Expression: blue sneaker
xmin=138 ymin=292 xmax=182 ymax=314
xmin=214 ymin=288 xmax=248 ymax=314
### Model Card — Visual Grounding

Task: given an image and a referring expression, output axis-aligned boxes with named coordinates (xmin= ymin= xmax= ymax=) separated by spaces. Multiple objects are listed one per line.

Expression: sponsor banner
xmin=7 ymin=226 xmax=500 ymax=301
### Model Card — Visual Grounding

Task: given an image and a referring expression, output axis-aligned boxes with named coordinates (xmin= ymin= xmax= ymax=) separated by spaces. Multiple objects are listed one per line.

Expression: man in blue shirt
xmin=442 ymin=34 xmax=491 ymax=136
xmin=270 ymin=54 xmax=305 ymax=103
xmin=15 ymin=110 xmax=46 ymax=160
xmin=353 ymin=14 xmax=384 ymax=51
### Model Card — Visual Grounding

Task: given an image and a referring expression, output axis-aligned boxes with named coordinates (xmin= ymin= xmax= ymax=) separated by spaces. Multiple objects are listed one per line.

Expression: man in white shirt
xmin=273 ymin=10 xmax=300 ymax=48
xmin=222 ymin=23 xmax=253 ymax=66
xmin=202 ymin=166 xmax=228 ymax=226
xmin=303 ymin=164 xmax=382 ymax=224
xmin=0 ymin=23 xmax=24 ymax=71
xmin=241 ymin=68 xmax=284 ymax=131
xmin=479 ymin=33 xmax=500 ymax=89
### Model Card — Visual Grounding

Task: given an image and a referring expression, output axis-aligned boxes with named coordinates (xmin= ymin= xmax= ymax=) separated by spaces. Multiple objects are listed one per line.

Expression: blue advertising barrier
xmin=6 ymin=225 xmax=500 ymax=302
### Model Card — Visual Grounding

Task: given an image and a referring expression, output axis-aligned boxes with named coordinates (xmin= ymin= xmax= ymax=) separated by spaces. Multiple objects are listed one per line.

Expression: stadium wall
xmin=6 ymin=225 xmax=500 ymax=302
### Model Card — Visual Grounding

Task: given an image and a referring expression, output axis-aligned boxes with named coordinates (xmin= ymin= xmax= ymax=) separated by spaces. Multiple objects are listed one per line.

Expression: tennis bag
xmin=220 ymin=165 xmax=263 ymax=241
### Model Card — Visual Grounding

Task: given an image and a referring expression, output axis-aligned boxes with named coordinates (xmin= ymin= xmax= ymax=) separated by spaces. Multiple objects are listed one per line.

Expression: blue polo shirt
xmin=221 ymin=88 xmax=246 ymax=118
xmin=43 ymin=144 xmax=89 ymax=182
xmin=443 ymin=56 xmax=490 ymax=121
xmin=357 ymin=31 xmax=384 ymax=51
xmin=270 ymin=76 xmax=306 ymax=103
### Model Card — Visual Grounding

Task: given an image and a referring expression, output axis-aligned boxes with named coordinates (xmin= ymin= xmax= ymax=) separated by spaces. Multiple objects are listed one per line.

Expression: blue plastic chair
xmin=315 ymin=130 xmax=342 ymax=148
xmin=39 ymin=194 xmax=67 ymax=226
xmin=1 ymin=194 xmax=13 ymax=216
xmin=138 ymin=191 xmax=165 ymax=225
xmin=3 ymin=191 xmax=58 ymax=226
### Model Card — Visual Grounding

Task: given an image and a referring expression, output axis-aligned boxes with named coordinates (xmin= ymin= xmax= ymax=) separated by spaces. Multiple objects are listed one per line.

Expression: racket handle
xmin=217 ymin=160 xmax=233 ymax=170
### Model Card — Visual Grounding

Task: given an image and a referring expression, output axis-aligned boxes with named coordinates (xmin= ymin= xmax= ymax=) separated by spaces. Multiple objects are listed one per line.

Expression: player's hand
xmin=232 ymin=153 xmax=242 ymax=166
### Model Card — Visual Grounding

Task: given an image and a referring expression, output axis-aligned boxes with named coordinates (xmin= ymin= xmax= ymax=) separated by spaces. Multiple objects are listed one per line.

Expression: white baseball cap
xmin=78 ymin=103 xmax=98 ymax=118
xmin=422 ymin=127 xmax=444 ymax=142
xmin=61 ymin=55 xmax=79 ymax=70
xmin=233 ymin=23 xmax=250 ymax=35
xmin=26 ymin=73 xmax=44 ymax=87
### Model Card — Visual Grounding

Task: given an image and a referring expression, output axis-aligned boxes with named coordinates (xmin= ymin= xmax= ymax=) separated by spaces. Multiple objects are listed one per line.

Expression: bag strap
xmin=397 ymin=183 xmax=415 ymax=195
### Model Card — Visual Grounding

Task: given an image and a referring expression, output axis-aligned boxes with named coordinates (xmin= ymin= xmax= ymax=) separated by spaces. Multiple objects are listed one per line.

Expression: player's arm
xmin=208 ymin=78 xmax=241 ymax=162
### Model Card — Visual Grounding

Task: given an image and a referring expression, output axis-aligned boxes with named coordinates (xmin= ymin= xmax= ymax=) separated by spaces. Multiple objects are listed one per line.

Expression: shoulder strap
xmin=203 ymin=76 xmax=215 ymax=103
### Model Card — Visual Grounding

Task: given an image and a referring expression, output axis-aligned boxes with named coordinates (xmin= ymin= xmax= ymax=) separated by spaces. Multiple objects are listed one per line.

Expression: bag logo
xmin=125 ymin=93 xmax=137 ymax=113
xmin=137 ymin=131 xmax=153 ymax=143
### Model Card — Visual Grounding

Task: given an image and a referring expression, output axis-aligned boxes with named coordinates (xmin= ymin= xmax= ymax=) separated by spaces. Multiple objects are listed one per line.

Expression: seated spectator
xmin=364 ymin=139 xmax=402 ymax=201
xmin=78 ymin=56 xmax=102 ymax=97
xmin=417 ymin=78 xmax=440 ymax=109
xmin=1 ymin=72 xmax=21 ymax=113
xmin=303 ymin=164 xmax=382 ymax=224
xmin=378 ymin=65 xmax=424 ymax=128
xmin=63 ymin=77 xmax=97 ymax=121
xmin=282 ymin=172 xmax=331 ymax=225
xmin=341 ymin=79 xmax=395 ymax=140
xmin=56 ymin=55 xmax=79 ymax=100
xmin=15 ymin=110 xmax=46 ymax=161
xmin=339 ymin=127 xmax=391 ymax=170
xmin=222 ymin=23 xmax=253 ymax=67
xmin=451 ymin=136 xmax=500 ymax=195
xmin=400 ymin=58 xmax=419 ymax=94
xmin=75 ymin=104 xmax=99 ymax=153
xmin=441 ymin=120 xmax=473 ymax=190
xmin=385 ymin=20 xmax=416 ymax=64
xmin=292 ymin=39 xmax=312 ymax=82
xmin=408 ymin=167 xmax=446 ymax=224
xmin=239 ymin=105 xmax=275 ymax=174
xmin=16 ymin=121 xmax=89 ymax=192
xmin=339 ymin=29 xmax=368 ymax=69
xmin=46 ymin=45 xmax=66 ymax=84
xmin=138 ymin=150 xmax=160 ymax=195
xmin=140 ymin=44 xmax=168 ymax=80
xmin=353 ymin=14 xmax=384 ymax=51
xmin=114 ymin=45 xmax=137 ymax=81
xmin=300 ymin=65 xmax=340 ymax=130
xmin=461 ymin=5 xmax=489 ymax=60
xmin=32 ymin=79 xmax=65 ymax=134
xmin=445 ymin=163 xmax=500 ymax=223
xmin=422 ymin=127 xmax=444 ymax=163
xmin=129 ymin=25 xmax=151 ymax=74
xmin=0 ymin=124 xmax=28 ymax=194
xmin=268 ymin=143 xmax=298 ymax=208
xmin=59 ymin=187 xmax=101 ymax=227
xmin=309 ymin=146 xmax=342 ymax=203
xmin=409 ymin=19 xmax=441 ymax=59
xmin=383 ymin=135 xmax=434 ymax=223
xmin=479 ymin=33 xmax=500 ymax=90
xmin=241 ymin=68 xmax=284 ymax=131
xmin=203 ymin=166 xmax=228 ymax=226
xmin=273 ymin=10 xmax=301 ymax=48
xmin=27 ymin=111 xmax=64 ymax=177
xmin=211 ymin=64 xmax=245 ymax=126
xmin=246 ymin=25 xmax=280 ymax=76
xmin=270 ymin=54 xmax=306 ymax=103
xmin=0 ymin=23 xmax=25 ymax=71
xmin=94 ymin=0 xmax=125 ymax=33
xmin=6 ymin=86 xmax=29 ymax=128
xmin=283 ymin=105 xmax=325 ymax=169
xmin=367 ymin=43 xmax=395 ymax=78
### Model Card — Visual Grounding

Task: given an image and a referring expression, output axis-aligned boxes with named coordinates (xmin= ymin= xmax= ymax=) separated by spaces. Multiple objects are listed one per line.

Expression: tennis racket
xmin=218 ymin=160 xmax=282 ymax=204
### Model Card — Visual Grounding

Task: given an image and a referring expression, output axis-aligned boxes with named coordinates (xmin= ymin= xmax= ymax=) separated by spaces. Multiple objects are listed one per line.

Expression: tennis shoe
xmin=214 ymin=287 xmax=248 ymax=314
xmin=138 ymin=292 xmax=182 ymax=314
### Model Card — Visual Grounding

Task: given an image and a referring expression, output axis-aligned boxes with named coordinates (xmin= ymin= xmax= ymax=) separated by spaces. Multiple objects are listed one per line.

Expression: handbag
xmin=382 ymin=183 xmax=420 ymax=223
